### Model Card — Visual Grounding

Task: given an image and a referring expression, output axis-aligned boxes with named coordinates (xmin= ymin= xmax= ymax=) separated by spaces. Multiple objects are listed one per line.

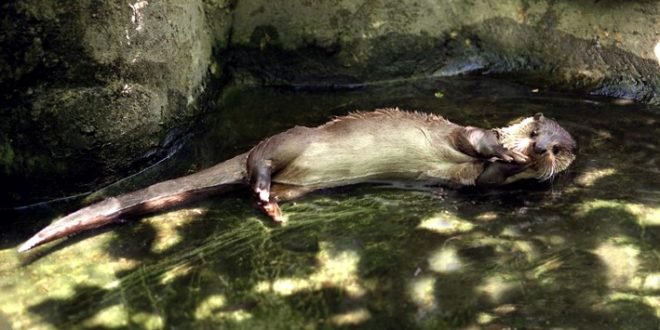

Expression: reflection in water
xmin=1 ymin=77 xmax=659 ymax=329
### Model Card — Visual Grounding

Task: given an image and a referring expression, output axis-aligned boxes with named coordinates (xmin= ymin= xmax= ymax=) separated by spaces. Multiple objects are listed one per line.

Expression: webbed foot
xmin=497 ymin=148 xmax=528 ymax=163
xmin=257 ymin=199 xmax=286 ymax=224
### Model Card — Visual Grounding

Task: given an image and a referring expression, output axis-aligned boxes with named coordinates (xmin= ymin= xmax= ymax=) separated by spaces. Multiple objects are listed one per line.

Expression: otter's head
xmin=497 ymin=113 xmax=576 ymax=182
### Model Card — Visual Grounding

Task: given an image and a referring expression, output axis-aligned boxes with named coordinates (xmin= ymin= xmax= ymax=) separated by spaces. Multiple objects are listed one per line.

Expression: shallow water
xmin=1 ymin=77 xmax=658 ymax=329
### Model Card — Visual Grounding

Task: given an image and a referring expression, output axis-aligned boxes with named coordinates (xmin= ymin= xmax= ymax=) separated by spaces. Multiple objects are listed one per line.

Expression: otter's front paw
xmin=497 ymin=148 xmax=528 ymax=163
xmin=470 ymin=128 xmax=528 ymax=163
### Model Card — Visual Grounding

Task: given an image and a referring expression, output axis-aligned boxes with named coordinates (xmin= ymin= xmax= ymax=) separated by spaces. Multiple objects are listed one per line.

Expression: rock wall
xmin=228 ymin=0 xmax=659 ymax=101
xmin=0 ymin=0 xmax=658 ymax=203
xmin=0 ymin=0 xmax=232 ymax=202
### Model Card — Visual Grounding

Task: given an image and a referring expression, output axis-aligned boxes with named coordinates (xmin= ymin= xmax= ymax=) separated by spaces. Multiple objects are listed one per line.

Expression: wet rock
xmin=0 ymin=0 xmax=230 ymax=203
xmin=228 ymin=1 xmax=659 ymax=103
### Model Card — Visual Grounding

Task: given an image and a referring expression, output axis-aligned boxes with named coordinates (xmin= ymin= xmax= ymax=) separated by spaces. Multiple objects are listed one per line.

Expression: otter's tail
xmin=18 ymin=153 xmax=248 ymax=252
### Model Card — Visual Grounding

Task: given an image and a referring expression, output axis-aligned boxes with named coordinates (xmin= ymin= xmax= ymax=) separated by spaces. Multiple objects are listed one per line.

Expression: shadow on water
xmin=1 ymin=77 xmax=659 ymax=329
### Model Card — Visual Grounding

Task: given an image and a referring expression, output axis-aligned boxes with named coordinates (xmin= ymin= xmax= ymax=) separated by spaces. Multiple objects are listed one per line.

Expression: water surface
xmin=0 ymin=77 xmax=658 ymax=329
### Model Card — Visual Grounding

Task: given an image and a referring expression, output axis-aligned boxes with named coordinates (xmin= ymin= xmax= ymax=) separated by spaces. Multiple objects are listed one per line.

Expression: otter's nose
xmin=533 ymin=142 xmax=547 ymax=154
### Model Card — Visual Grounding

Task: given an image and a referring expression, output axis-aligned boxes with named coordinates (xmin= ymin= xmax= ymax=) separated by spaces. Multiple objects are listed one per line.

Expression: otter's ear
xmin=533 ymin=113 xmax=544 ymax=121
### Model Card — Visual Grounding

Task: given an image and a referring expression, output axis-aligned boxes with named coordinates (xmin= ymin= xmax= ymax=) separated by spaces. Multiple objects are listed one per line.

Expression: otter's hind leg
xmin=247 ymin=127 xmax=313 ymax=222
xmin=249 ymin=159 xmax=273 ymax=203
xmin=255 ymin=184 xmax=316 ymax=223
xmin=247 ymin=158 xmax=284 ymax=222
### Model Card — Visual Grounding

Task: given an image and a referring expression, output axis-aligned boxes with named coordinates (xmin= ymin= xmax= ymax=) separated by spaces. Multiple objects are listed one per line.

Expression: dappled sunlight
xmin=626 ymin=204 xmax=660 ymax=226
xmin=428 ymin=246 xmax=463 ymax=273
xmin=472 ymin=304 xmax=519 ymax=328
xmin=417 ymin=212 xmax=475 ymax=234
xmin=499 ymin=226 xmax=524 ymax=238
xmin=79 ymin=304 xmax=128 ymax=328
xmin=475 ymin=276 xmax=521 ymax=305
xmin=255 ymin=278 xmax=307 ymax=296
xmin=475 ymin=311 xmax=498 ymax=325
xmin=0 ymin=231 xmax=140 ymax=327
xmin=145 ymin=207 xmax=210 ymax=253
xmin=254 ymin=241 xmax=366 ymax=299
xmin=593 ymin=241 xmax=640 ymax=289
xmin=160 ymin=264 xmax=194 ymax=285
xmin=195 ymin=294 xmax=253 ymax=323
xmin=642 ymin=273 xmax=660 ymax=291
xmin=573 ymin=167 xmax=616 ymax=187
xmin=129 ymin=312 xmax=164 ymax=329
xmin=475 ymin=211 xmax=499 ymax=222
xmin=510 ymin=240 xmax=540 ymax=263
xmin=329 ymin=308 xmax=371 ymax=326
xmin=578 ymin=200 xmax=660 ymax=226
xmin=408 ymin=276 xmax=437 ymax=314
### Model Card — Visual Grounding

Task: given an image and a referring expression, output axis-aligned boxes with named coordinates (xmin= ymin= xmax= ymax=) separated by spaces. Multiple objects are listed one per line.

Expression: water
xmin=0 ymin=77 xmax=658 ymax=329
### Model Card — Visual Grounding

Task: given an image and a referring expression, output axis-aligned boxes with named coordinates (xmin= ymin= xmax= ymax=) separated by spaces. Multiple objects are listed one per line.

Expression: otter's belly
xmin=272 ymin=134 xmax=483 ymax=187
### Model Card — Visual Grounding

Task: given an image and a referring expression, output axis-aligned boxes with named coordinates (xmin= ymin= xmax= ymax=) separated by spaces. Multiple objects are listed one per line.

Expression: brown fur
xmin=18 ymin=109 xmax=575 ymax=252
xmin=495 ymin=113 xmax=576 ymax=183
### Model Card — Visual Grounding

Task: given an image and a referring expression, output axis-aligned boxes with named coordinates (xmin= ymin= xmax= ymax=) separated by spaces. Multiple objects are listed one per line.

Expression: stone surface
xmin=228 ymin=0 xmax=659 ymax=102
xmin=0 ymin=0 xmax=658 ymax=202
xmin=0 ymin=0 xmax=232 ymax=202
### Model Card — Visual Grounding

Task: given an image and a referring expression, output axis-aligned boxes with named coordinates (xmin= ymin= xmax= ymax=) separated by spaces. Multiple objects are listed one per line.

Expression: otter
xmin=18 ymin=108 xmax=576 ymax=252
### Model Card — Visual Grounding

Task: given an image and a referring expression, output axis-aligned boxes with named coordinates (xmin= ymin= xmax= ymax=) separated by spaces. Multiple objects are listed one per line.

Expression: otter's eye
xmin=552 ymin=145 xmax=560 ymax=155
xmin=530 ymin=130 xmax=539 ymax=138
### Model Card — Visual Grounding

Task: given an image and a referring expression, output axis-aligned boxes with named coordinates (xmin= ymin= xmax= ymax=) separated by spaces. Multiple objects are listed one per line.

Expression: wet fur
xmin=495 ymin=113 xmax=576 ymax=183
xmin=18 ymin=109 xmax=575 ymax=252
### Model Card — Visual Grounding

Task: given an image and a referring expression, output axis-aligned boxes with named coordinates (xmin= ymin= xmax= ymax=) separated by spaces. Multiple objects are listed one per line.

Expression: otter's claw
xmin=507 ymin=150 xmax=529 ymax=163
xmin=496 ymin=149 xmax=528 ymax=163
xmin=259 ymin=200 xmax=286 ymax=223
